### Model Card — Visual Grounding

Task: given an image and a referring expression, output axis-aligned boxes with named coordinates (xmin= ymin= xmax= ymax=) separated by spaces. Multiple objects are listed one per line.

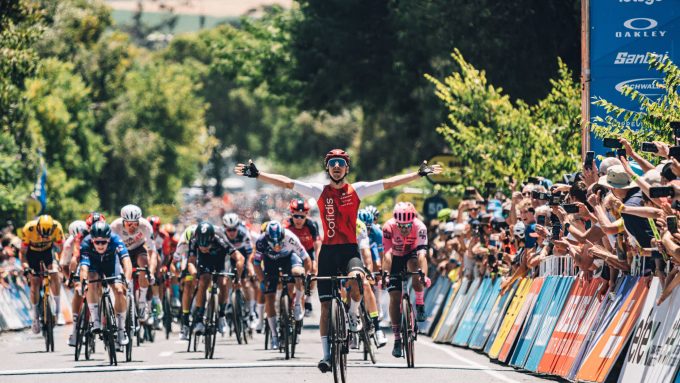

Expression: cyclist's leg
xmin=263 ymin=272 xmax=278 ymax=344
xmin=290 ymin=254 xmax=305 ymax=321
xmin=316 ymin=246 xmax=336 ymax=369
xmin=48 ymin=252 xmax=62 ymax=323
xmin=388 ymin=255 xmax=407 ymax=356
xmin=26 ymin=250 xmax=45 ymax=331
xmin=346 ymin=252 xmax=366 ymax=331
xmin=131 ymin=247 xmax=150 ymax=316
xmin=86 ymin=271 xmax=102 ymax=330
xmin=408 ymin=256 xmax=426 ymax=321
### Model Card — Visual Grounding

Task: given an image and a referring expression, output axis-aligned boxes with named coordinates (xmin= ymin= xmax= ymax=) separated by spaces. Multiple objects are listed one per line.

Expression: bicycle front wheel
xmin=280 ymin=293 xmax=290 ymax=359
xmin=74 ymin=305 xmax=88 ymax=361
xmin=125 ymin=299 xmax=134 ymax=362
xmin=401 ymin=296 xmax=414 ymax=368
xmin=44 ymin=293 xmax=55 ymax=352
xmin=232 ymin=290 xmax=243 ymax=345
xmin=103 ymin=297 xmax=118 ymax=366
xmin=331 ymin=298 xmax=347 ymax=383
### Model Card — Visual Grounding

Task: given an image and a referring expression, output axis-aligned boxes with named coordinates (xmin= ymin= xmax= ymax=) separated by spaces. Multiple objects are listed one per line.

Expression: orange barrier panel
xmin=575 ymin=277 xmax=651 ymax=383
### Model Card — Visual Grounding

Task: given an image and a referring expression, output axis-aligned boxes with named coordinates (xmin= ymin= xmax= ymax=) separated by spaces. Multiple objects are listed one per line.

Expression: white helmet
xmin=121 ymin=204 xmax=143 ymax=221
xmin=222 ymin=213 xmax=240 ymax=229
xmin=68 ymin=220 xmax=88 ymax=237
xmin=513 ymin=221 xmax=526 ymax=238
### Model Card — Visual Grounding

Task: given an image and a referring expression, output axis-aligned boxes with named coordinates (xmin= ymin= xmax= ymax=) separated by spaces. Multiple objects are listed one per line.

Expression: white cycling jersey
xmin=110 ymin=217 xmax=156 ymax=252
xmin=59 ymin=235 xmax=77 ymax=267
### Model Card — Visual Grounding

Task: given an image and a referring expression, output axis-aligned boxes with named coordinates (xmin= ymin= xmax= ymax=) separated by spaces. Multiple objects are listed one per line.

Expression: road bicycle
xmin=226 ymin=272 xmax=249 ymax=345
xmin=385 ymin=269 xmax=425 ymax=368
xmin=26 ymin=262 xmax=57 ymax=352
xmin=85 ymin=275 xmax=124 ymax=366
xmin=274 ymin=268 xmax=305 ymax=359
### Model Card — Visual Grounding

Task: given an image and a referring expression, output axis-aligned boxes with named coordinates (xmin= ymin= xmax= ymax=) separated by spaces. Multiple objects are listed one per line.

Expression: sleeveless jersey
xmin=292 ymin=180 xmax=384 ymax=246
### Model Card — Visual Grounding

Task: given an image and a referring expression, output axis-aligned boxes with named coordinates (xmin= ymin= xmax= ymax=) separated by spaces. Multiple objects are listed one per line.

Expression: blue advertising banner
xmin=452 ymin=277 xmax=493 ymax=346
xmin=589 ymin=0 xmax=680 ymax=155
xmin=509 ymin=276 xmax=560 ymax=368
xmin=524 ymin=277 xmax=575 ymax=372
xmin=468 ymin=277 xmax=503 ymax=348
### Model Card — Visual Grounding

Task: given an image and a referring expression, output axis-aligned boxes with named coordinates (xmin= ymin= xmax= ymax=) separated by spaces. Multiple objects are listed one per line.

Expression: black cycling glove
xmin=418 ymin=161 xmax=435 ymax=177
xmin=242 ymin=160 xmax=260 ymax=178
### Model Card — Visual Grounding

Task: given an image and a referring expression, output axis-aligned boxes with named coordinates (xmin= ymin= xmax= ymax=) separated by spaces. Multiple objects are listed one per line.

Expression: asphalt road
xmin=0 ymin=309 xmax=556 ymax=383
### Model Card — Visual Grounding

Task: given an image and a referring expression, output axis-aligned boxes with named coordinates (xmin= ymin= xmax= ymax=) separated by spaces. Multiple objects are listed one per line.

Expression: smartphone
xmin=641 ymin=142 xmax=658 ymax=153
xmin=527 ymin=176 xmax=540 ymax=185
xmin=603 ymin=138 xmax=623 ymax=149
xmin=563 ymin=173 xmax=575 ymax=185
xmin=562 ymin=204 xmax=580 ymax=214
xmin=549 ymin=194 xmax=562 ymax=206
xmin=537 ymin=215 xmax=546 ymax=226
xmin=649 ymin=186 xmax=675 ymax=198
xmin=616 ymin=148 xmax=627 ymax=158
xmin=584 ymin=151 xmax=595 ymax=170
xmin=531 ymin=191 xmax=549 ymax=200
xmin=669 ymin=146 xmax=680 ymax=161
xmin=463 ymin=187 xmax=476 ymax=199
xmin=667 ymin=216 xmax=678 ymax=234
xmin=605 ymin=151 xmax=616 ymax=158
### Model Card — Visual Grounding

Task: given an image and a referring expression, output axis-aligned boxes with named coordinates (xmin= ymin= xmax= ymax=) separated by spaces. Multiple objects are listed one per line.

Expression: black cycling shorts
xmin=317 ymin=244 xmax=364 ymax=302
xmin=387 ymin=252 xmax=418 ymax=292
xmin=128 ymin=245 xmax=148 ymax=268
xmin=27 ymin=248 xmax=54 ymax=271
xmin=262 ymin=254 xmax=303 ymax=294
xmin=197 ymin=253 xmax=227 ymax=274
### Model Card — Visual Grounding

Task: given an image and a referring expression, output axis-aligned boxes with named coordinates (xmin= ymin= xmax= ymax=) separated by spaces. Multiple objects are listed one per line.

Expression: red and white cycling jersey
xmin=382 ymin=218 xmax=428 ymax=257
xmin=293 ymin=180 xmax=384 ymax=246
xmin=110 ymin=217 xmax=156 ymax=252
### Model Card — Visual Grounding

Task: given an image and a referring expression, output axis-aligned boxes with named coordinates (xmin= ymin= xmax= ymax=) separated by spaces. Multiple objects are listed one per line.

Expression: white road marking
xmin=420 ymin=340 xmax=520 ymax=383
xmin=0 ymin=362 xmax=511 ymax=376
xmin=159 ymin=351 xmax=174 ymax=357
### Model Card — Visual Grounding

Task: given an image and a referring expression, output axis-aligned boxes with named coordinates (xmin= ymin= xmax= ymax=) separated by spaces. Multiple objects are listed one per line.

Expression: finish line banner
xmin=589 ymin=0 xmax=680 ymax=155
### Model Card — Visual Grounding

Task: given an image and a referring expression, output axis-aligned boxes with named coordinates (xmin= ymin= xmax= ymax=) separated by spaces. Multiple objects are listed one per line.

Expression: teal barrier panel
xmin=436 ymin=278 xmax=481 ymax=343
xmin=468 ymin=277 xmax=502 ymax=348
xmin=421 ymin=277 xmax=452 ymax=335
xmin=509 ymin=276 xmax=560 ymax=368
xmin=524 ymin=276 xmax=575 ymax=371
xmin=484 ymin=280 xmax=519 ymax=355
xmin=452 ymin=277 xmax=493 ymax=346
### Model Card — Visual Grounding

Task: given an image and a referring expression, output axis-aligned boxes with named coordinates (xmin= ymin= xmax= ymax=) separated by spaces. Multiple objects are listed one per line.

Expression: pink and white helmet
xmin=393 ymin=202 xmax=417 ymax=224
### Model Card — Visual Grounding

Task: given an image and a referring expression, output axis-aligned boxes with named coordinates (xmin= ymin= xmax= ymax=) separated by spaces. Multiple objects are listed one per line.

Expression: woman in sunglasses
xmin=235 ymin=148 xmax=442 ymax=372
xmin=381 ymin=202 xmax=431 ymax=358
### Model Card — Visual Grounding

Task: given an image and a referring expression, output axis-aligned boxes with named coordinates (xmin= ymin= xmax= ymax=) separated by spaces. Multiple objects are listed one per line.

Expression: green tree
xmin=426 ymin=50 xmax=580 ymax=189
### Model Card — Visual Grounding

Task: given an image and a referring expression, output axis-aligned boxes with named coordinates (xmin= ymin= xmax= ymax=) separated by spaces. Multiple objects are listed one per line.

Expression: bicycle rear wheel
xmin=264 ymin=318 xmax=270 ymax=350
xmin=401 ymin=296 xmax=414 ymax=368
xmin=204 ymin=292 xmax=218 ymax=359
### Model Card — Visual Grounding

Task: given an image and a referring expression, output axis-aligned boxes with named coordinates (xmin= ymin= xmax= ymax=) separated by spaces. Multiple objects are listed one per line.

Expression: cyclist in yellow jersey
xmin=20 ymin=215 xmax=65 ymax=333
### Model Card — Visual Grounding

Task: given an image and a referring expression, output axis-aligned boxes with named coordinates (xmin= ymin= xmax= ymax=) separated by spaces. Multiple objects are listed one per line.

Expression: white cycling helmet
xmin=68 ymin=220 xmax=88 ymax=237
xmin=222 ymin=213 xmax=240 ymax=229
xmin=513 ymin=221 xmax=526 ymax=238
xmin=121 ymin=204 xmax=143 ymax=221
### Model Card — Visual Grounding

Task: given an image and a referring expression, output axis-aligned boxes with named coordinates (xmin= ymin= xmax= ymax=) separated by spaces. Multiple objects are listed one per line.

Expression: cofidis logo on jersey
xmin=615 ymin=18 xmax=668 ymax=38
xmin=325 ymin=198 xmax=336 ymax=238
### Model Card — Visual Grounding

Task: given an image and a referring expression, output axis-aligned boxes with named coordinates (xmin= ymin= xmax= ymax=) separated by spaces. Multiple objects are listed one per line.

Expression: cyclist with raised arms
xmin=79 ymin=221 xmax=133 ymax=347
xmin=283 ymin=198 xmax=321 ymax=317
xmin=188 ymin=222 xmax=245 ymax=335
xmin=234 ymin=149 xmax=441 ymax=372
xmin=110 ymin=205 xmax=158 ymax=323
xmin=253 ymin=221 xmax=312 ymax=350
xmin=382 ymin=202 xmax=431 ymax=358
xmin=20 ymin=215 xmax=64 ymax=333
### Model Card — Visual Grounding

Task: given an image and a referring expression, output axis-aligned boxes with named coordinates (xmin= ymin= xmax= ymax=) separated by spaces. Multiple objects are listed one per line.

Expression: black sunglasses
xmin=93 ymin=239 xmax=109 ymax=246
xmin=292 ymin=214 xmax=306 ymax=219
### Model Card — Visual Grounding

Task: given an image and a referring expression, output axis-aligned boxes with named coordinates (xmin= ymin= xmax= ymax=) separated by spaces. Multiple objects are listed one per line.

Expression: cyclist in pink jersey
xmin=382 ymin=202 xmax=431 ymax=358
xmin=235 ymin=149 xmax=442 ymax=372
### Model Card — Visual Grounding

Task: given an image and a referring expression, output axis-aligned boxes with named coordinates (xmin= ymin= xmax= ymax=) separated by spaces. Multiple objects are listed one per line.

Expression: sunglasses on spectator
xmin=397 ymin=223 xmax=413 ymax=229
xmin=327 ymin=158 xmax=347 ymax=168
xmin=292 ymin=214 xmax=306 ymax=219
xmin=522 ymin=192 xmax=532 ymax=197
xmin=470 ymin=207 xmax=479 ymax=211
xmin=93 ymin=239 xmax=109 ymax=246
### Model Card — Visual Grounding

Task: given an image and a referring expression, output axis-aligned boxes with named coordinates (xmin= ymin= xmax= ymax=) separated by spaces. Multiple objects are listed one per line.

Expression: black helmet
xmin=90 ymin=221 xmax=111 ymax=239
xmin=196 ymin=222 xmax=214 ymax=247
